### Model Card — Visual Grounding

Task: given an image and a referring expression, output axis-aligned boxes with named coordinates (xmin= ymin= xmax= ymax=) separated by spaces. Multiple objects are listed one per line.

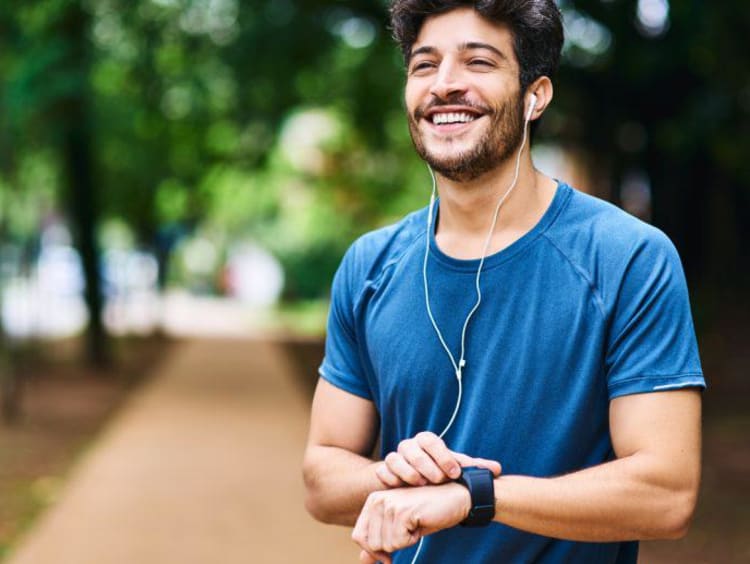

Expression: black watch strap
xmin=455 ymin=466 xmax=496 ymax=527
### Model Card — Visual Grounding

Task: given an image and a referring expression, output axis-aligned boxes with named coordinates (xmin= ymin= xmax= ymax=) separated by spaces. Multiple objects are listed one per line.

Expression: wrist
xmin=445 ymin=482 xmax=472 ymax=522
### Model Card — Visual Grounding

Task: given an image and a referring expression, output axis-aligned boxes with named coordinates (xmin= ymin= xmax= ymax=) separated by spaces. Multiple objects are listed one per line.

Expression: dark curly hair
xmin=389 ymin=0 xmax=564 ymax=92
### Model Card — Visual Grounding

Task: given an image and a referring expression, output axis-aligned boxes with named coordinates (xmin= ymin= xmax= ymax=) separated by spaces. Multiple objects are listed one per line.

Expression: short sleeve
xmin=318 ymin=244 xmax=373 ymax=400
xmin=605 ymin=231 xmax=705 ymax=399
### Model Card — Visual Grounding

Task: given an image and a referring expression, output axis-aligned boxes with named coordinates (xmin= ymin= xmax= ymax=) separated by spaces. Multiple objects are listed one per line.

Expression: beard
xmin=407 ymin=93 xmax=525 ymax=182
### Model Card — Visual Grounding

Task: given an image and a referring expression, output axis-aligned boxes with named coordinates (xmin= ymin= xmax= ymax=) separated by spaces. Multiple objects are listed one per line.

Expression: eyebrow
xmin=460 ymin=41 xmax=509 ymax=61
xmin=409 ymin=41 xmax=509 ymax=62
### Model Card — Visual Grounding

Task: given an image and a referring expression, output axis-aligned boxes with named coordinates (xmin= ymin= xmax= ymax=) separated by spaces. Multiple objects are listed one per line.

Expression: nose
xmin=429 ymin=58 xmax=467 ymax=101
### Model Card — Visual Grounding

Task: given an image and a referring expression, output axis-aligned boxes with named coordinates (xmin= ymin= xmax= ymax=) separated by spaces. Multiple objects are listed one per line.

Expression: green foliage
xmin=0 ymin=151 xmax=59 ymax=241
xmin=1 ymin=0 xmax=747 ymax=307
xmin=552 ymin=1 xmax=750 ymax=285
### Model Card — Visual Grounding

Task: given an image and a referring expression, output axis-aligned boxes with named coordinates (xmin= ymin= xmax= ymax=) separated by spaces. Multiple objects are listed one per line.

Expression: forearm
xmin=303 ymin=445 xmax=387 ymax=526
xmin=493 ymin=452 xmax=699 ymax=541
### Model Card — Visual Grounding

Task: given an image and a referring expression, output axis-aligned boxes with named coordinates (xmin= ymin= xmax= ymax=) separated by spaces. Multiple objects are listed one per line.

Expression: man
xmin=303 ymin=1 xmax=704 ymax=563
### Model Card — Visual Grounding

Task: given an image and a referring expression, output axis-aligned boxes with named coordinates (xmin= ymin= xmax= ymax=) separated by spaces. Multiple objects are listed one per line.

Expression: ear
xmin=524 ymin=76 xmax=553 ymax=121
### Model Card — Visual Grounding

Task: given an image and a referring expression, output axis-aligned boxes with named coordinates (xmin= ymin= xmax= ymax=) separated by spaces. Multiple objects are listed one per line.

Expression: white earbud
xmin=525 ymin=93 xmax=538 ymax=122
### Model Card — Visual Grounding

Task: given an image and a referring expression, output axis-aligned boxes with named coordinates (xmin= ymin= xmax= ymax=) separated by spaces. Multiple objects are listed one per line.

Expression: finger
xmin=452 ymin=452 xmax=502 ymax=475
xmin=382 ymin=499 xmax=396 ymax=553
xmin=367 ymin=496 xmax=384 ymax=554
xmin=452 ymin=452 xmax=502 ymax=477
xmin=404 ymin=512 xmax=423 ymax=547
xmin=389 ymin=506 xmax=419 ymax=552
xmin=376 ymin=461 xmax=405 ymax=488
xmin=385 ymin=452 xmax=427 ymax=486
xmin=352 ymin=500 xmax=370 ymax=549
xmin=399 ymin=438 xmax=446 ymax=483
xmin=416 ymin=432 xmax=462 ymax=479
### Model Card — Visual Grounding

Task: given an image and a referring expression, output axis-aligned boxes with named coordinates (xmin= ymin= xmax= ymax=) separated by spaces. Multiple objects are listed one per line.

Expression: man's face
xmin=404 ymin=8 xmax=524 ymax=182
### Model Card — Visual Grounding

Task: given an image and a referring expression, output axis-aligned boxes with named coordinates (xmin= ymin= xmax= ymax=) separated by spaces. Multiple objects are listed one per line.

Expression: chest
xmin=360 ymin=253 xmax=609 ymax=451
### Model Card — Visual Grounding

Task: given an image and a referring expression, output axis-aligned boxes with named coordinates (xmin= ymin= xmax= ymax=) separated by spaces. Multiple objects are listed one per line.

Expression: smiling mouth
xmin=420 ymin=105 xmax=487 ymax=129
xmin=430 ymin=111 xmax=479 ymax=125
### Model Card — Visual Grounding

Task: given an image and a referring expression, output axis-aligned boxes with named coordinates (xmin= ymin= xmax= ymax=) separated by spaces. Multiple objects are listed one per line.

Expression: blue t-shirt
xmin=319 ymin=182 xmax=704 ymax=563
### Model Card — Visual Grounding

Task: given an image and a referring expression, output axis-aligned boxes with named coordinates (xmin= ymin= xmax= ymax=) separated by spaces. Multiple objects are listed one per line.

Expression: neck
xmin=431 ymin=150 xmax=557 ymax=259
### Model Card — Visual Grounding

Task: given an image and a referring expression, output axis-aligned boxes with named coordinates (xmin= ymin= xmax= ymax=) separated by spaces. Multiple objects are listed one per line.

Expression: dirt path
xmin=5 ymin=337 xmax=748 ymax=563
xmin=5 ymin=339 xmax=357 ymax=564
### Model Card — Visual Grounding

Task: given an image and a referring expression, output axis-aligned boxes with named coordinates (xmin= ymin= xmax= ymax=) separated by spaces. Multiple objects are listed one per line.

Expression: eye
xmin=409 ymin=60 xmax=436 ymax=75
xmin=468 ymin=58 xmax=494 ymax=68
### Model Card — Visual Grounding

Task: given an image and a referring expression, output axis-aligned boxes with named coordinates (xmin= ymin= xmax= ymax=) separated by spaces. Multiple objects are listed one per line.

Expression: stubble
xmin=407 ymin=94 xmax=525 ymax=183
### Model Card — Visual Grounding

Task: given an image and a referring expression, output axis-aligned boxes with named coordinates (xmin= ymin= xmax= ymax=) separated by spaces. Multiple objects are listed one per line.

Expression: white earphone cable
xmin=411 ymin=104 xmax=532 ymax=564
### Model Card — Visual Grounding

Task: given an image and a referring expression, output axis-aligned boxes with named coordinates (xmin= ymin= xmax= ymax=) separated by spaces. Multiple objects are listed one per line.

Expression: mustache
xmin=413 ymin=95 xmax=493 ymax=121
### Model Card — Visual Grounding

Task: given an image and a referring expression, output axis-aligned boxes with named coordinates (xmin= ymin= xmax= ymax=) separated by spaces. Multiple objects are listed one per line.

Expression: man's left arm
xmin=353 ymin=388 xmax=702 ymax=562
xmin=488 ymin=388 xmax=701 ymax=540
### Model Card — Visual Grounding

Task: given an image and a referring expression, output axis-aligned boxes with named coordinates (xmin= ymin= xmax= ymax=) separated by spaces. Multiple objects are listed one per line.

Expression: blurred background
xmin=0 ymin=0 xmax=747 ymax=562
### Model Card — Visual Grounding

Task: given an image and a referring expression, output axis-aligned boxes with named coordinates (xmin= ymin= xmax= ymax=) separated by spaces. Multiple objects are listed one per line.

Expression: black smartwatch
xmin=455 ymin=466 xmax=496 ymax=527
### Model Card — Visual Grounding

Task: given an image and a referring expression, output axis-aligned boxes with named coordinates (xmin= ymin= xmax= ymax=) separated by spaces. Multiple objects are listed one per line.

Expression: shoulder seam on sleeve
xmin=352 ymin=225 xmax=426 ymax=312
xmin=541 ymin=232 xmax=607 ymax=319
xmin=379 ymin=227 xmax=426 ymax=279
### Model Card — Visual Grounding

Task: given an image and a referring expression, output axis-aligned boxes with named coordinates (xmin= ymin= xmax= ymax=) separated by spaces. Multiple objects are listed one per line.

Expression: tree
xmin=552 ymin=1 xmax=750 ymax=293
xmin=2 ymin=0 xmax=746 ymax=337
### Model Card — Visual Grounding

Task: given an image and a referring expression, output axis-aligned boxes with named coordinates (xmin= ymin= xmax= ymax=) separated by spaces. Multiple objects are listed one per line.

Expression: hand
xmin=352 ymin=483 xmax=472 ymax=563
xmin=376 ymin=431 xmax=502 ymax=487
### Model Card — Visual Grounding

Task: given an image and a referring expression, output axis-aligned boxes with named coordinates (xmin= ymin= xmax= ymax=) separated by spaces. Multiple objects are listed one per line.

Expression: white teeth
xmin=432 ymin=112 xmax=477 ymax=125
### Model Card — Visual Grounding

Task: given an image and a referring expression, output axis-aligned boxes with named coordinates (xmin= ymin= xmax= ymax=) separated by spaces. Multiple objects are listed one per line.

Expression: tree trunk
xmin=0 ymin=326 xmax=20 ymax=424
xmin=59 ymin=1 xmax=109 ymax=366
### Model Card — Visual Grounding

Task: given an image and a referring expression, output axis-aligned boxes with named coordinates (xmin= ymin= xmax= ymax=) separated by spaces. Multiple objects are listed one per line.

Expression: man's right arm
xmin=303 ymin=378 xmax=385 ymax=526
xmin=303 ymin=379 xmax=503 ymax=527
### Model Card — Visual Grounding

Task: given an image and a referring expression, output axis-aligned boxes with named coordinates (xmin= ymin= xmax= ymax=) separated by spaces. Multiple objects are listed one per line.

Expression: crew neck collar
xmin=427 ymin=181 xmax=570 ymax=272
